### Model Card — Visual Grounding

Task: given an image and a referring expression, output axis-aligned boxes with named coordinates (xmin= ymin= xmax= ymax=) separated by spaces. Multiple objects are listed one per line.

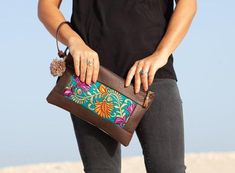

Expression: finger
xmin=73 ymin=54 xmax=81 ymax=77
xmin=140 ymin=64 xmax=149 ymax=91
xmin=125 ymin=61 xmax=138 ymax=87
xmin=148 ymin=65 xmax=157 ymax=86
xmin=92 ymin=54 xmax=100 ymax=83
xmin=85 ymin=56 xmax=94 ymax=85
xmin=134 ymin=61 xmax=143 ymax=93
xmin=80 ymin=53 xmax=87 ymax=82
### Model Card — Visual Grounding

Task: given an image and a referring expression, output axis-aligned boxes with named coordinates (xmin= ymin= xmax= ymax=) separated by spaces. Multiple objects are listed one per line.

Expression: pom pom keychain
xmin=50 ymin=50 xmax=68 ymax=77
xmin=50 ymin=57 xmax=66 ymax=77
xmin=49 ymin=21 xmax=71 ymax=77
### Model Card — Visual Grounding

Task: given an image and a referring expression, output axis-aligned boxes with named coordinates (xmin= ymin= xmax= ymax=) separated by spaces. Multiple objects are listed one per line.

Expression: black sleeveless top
xmin=70 ymin=0 xmax=177 ymax=82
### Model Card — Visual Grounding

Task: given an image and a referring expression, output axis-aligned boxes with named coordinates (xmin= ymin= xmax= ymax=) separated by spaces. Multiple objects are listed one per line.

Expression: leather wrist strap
xmin=55 ymin=21 xmax=71 ymax=58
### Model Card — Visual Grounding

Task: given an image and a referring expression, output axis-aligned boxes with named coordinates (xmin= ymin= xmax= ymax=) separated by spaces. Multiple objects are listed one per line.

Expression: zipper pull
xmin=143 ymin=90 xmax=154 ymax=108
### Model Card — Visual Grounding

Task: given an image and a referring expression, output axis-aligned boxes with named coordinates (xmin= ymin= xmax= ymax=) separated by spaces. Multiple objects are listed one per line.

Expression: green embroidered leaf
xmin=121 ymin=104 xmax=127 ymax=108
xmin=114 ymin=105 xmax=120 ymax=109
xmin=71 ymin=95 xmax=86 ymax=104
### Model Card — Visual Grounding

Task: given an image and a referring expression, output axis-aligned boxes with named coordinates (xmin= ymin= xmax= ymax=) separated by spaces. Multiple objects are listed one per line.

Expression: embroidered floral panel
xmin=63 ymin=74 xmax=137 ymax=128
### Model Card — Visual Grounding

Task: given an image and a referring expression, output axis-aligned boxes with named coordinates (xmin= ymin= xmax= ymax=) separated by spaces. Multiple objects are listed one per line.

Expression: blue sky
xmin=0 ymin=0 xmax=234 ymax=168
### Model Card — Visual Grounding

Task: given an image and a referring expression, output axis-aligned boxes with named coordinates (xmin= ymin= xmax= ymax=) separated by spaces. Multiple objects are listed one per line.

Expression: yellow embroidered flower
xmin=95 ymin=99 xmax=113 ymax=118
xmin=98 ymin=84 xmax=108 ymax=96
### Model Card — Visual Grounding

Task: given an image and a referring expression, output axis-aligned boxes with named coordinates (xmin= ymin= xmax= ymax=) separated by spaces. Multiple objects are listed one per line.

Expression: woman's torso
xmin=70 ymin=0 xmax=177 ymax=82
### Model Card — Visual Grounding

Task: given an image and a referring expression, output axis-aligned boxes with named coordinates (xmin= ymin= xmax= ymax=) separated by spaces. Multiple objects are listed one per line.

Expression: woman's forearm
xmin=152 ymin=0 xmax=197 ymax=61
xmin=38 ymin=0 xmax=100 ymax=84
xmin=37 ymin=0 xmax=85 ymax=48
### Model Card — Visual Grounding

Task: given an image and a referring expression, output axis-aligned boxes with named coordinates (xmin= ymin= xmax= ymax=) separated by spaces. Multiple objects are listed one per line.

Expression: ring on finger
xmin=87 ymin=59 xmax=94 ymax=66
xmin=139 ymin=69 xmax=148 ymax=76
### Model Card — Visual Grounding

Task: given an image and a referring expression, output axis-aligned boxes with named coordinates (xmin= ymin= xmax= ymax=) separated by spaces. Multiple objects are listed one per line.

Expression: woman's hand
xmin=125 ymin=53 xmax=168 ymax=93
xmin=68 ymin=37 xmax=100 ymax=85
xmin=125 ymin=0 xmax=197 ymax=94
xmin=38 ymin=0 xmax=100 ymax=85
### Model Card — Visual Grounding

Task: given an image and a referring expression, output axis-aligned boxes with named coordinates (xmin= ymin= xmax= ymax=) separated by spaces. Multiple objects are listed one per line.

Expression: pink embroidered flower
xmin=114 ymin=116 xmax=126 ymax=127
xmin=74 ymin=76 xmax=93 ymax=92
xmin=63 ymin=87 xmax=73 ymax=97
xmin=127 ymin=103 xmax=136 ymax=114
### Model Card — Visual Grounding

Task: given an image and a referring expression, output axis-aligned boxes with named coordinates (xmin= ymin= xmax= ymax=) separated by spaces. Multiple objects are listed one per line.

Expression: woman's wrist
xmin=152 ymin=48 xmax=170 ymax=65
xmin=68 ymin=35 xmax=85 ymax=48
xmin=56 ymin=21 xmax=85 ymax=48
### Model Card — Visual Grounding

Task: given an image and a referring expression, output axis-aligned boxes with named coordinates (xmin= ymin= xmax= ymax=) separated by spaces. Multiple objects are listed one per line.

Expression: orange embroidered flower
xmin=95 ymin=99 xmax=113 ymax=118
xmin=98 ymin=84 xmax=108 ymax=96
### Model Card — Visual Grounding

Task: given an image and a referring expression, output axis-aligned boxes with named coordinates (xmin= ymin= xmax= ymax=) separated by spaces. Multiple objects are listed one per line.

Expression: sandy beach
xmin=0 ymin=152 xmax=234 ymax=173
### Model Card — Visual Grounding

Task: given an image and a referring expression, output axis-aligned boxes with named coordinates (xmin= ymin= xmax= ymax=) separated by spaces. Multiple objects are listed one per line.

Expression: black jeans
xmin=70 ymin=78 xmax=186 ymax=173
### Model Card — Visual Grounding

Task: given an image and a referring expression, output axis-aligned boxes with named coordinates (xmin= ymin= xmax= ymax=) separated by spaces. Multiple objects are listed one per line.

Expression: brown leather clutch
xmin=46 ymin=21 xmax=156 ymax=146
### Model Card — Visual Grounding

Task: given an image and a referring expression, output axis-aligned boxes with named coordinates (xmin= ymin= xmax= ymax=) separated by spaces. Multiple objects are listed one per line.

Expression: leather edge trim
xmin=46 ymin=89 xmax=133 ymax=146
